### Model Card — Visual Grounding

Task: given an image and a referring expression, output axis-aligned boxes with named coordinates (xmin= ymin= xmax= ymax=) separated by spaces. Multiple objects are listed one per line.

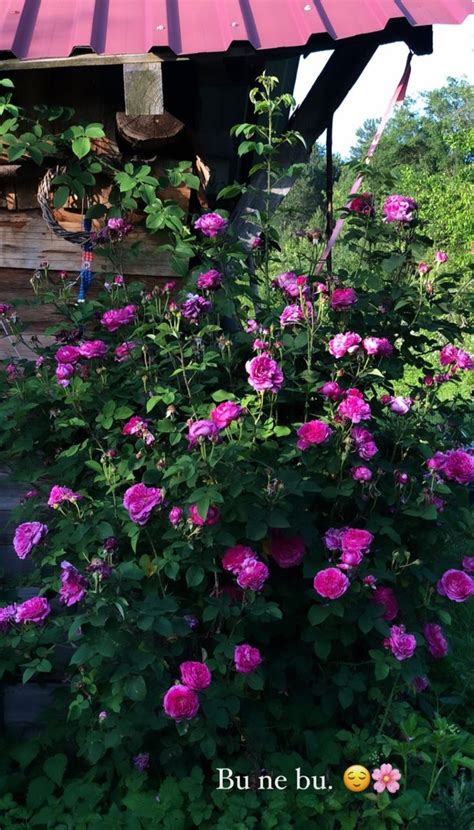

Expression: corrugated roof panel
xmin=0 ymin=0 xmax=471 ymax=61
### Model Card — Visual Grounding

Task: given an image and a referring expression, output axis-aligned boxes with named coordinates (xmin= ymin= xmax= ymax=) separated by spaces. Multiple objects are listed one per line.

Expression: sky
xmin=293 ymin=17 xmax=473 ymax=159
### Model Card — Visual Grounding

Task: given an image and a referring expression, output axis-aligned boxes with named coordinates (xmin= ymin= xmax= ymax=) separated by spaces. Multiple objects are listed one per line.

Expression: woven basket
xmin=37 ymin=167 xmax=98 ymax=248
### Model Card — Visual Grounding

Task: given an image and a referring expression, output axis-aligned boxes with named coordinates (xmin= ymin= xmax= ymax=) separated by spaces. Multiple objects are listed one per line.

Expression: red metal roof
xmin=0 ymin=0 xmax=471 ymax=61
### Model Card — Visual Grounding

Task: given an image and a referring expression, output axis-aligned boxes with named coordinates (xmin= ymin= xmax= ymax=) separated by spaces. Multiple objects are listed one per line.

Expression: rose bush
xmin=0 ymin=74 xmax=473 ymax=829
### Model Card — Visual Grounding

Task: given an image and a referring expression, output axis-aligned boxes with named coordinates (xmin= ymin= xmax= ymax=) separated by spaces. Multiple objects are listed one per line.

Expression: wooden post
xmin=325 ymin=117 xmax=333 ymax=274
xmin=123 ymin=61 xmax=164 ymax=116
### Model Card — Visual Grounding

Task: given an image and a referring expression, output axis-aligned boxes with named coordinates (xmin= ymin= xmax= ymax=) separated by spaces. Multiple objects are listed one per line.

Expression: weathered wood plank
xmin=124 ymin=62 xmax=164 ymax=116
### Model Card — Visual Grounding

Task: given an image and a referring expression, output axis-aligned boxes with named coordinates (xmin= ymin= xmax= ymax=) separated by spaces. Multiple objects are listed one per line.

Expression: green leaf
xmin=308 ymin=605 xmax=330 ymax=625
xmin=338 ymin=687 xmax=354 ymax=709
xmin=186 ymin=565 xmax=205 ymax=588
xmin=124 ymin=676 xmax=147 ymax=701
xmin=43 ymin=753 xmax=67 ymax=786
xmin=0 ymin=78 xmax=14 ymax=88
xmin=72 ymin=135 xmax=91 ymax=159
xmin=53 ymin=185 xmax=70 ymax=208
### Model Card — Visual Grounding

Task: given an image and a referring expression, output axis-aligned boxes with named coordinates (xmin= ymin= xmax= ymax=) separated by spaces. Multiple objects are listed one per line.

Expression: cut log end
xmin=116 ymin=111 xmax=185 ymax=151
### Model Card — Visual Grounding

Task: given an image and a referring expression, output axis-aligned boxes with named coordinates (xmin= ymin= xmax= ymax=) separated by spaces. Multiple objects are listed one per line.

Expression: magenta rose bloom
xmin=341 ymin=528 xmax=374 ymax=556
xmin=372 ymin=586 xmax=399 ymax=622
xmin=245 ymin=355 xmax=284 ymax=393
xmin=169 ymin=506 xmax=183 ymax=527
xmin=234 ymin=644 xmax=262 ymax=674
xmin=237 ymin=558 xmax=269 ymax=592
xmin=55 ymin=363 xmax=75 ymax=387
xmin=279 ymin=304 xmax=304 ymax=327
xmin=210 ymin=401 xmax=243 ymax=429
xmin=323 ymin=528 xmax=346 ymax=552
xmin=435 ymin=250 xmax=448 ymax=263
xmin=187 ymin=419 xmax=220 ymax=449
xmin=269 ymin=531 xmax=305 ymax=568
xmin=319 ymin=381 xmax=344 ymax=400
xmin=462 ymin=556 xmax=474 ymax=573
xmin=48 ymin=485 xmax=81 ymax=507
xmin=328 ymin=332 xmax=361 ymax=359
xmin=196 ymin=269 xmax=223 ymax=290
xmin=79 ymin=340 xmax=108 ymax=359
xmin=13 ymin=522 xmax=48 ymax=559
xmin=114 ymin=341 xmax=137 ymax=362
xmin=423 ymin=622 xmax=448 ymax=658
xmin=59 ymin=560 xmax=88 ymax=607
xmin=455 ymin=349 xmax=474 ymax=370
xmin=313 ymin=567 xmax=349 ymax=600
xmin=330 ymin=288 xmax=358 ymax=310
xmin=179 ymin=661 xmax=212 ymax=690
xmin=351 ymin=427 xmax=378 ymax=460
xmin=100 ymin=304 xmax=137 ymax=332
xmin=437 ymin=569 xmax=474 ymax=602
xmin=384 ymin=624 xmax=416 ymax=660
xmin=413 ymin=676 xmax=429 ymax=693
xmin=55 ymin=345 xmax=81 ymax=364
xmin=296 ymin=419 xmax=332 ymax=450
xmin=180 ymin=293 xmax=212 ymax=322
xmin=163 ymin=684 xmax=200 ymax=720
xmin=352 ymin=466 xmax=372 ymax=482
xmin=188 ymin=504 xmax=220 ymax=526
xmin=15 ymin=597 xmax=51 ymax=624
xmin=194 ymin=212 xmax=228 ymax=238
xmin=0 ymin=604 xmax=17 ymax=633
xmin=383 ymin=194 xmax=417 ymax=223
xmin=123 ymin=483 xmax=163 ymax=525
xmin=338 ymin=389 xmax=371 ymax=424
xmin=123 ymin=415 xmax=155 ymax=446
xmin=388 ymin=396 xmax=412 ymax=415
xmin=362 ymin=337 xmax=394 ymax=357
xmin=440 ymin=450 xmax=474 ymax=485
xmin=348 ymin=192 xmax=373 ymax=216
xmin=222 ymin=545 xmax=257 ymax=574
xmin=273 ymin=271 xmax=309 ymax=299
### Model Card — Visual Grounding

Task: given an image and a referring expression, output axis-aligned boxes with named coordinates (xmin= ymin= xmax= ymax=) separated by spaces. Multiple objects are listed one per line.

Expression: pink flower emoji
xmin=123 ymin=483 xmax=163 ymax=525
xmin=372 ymin=586 xmax=399 ymax=622
xmin=194 ymin=213 xmax=228 ymax=238
xmin=337 ymin=389 xmax=371 ymax=424
xmin=313 ymin=567 xmax=349 ymax=600
xmin=328 ymin=332 xmax=361 ymax=359
xmin=163 ymin=684 xmax=200 ymax=720
xmin=330 ymin=287 xmax=358 ymax=310
xmin=210 ymin=401 xmax=243 ymax=429
xmin=13 ymin=522 xmax=48 ymax=559
xmin=234 ymin=644 xmax=262 ymax=674
xmin=188 ymin=504 xmax=220 ymax=526
xmin=222 ymin=545 xmax=257 ymax=574
xmin=15 ymin=597 xmax=51 ymax=624
xmin=59 ymin=561 xmax=88 ymax=607
xmin=196 ymin=269 xmax=223 ymax=290
xmin=78 ymin=340 xmax=108 ymax=359
xmin=245 ymin=355 xmax=284 ymax=393
xmin=372 ymin=763 xmax=401 ymax=794
xmin=435 ymin=251 xmax=448 ymax=263
xmin=237 ymin=558 xmax=269 ymax=592
xmin=437 ymin=569 xmax=474 ymax=602
xmin=383 ymin=194 xmax=417 ymax=223
xmin=319 ymin=381 xmax=344 ymax=401
xmin=352 ymin=466 xmax=372 ymax=482
xmin=384 ymin=624 xmax=416 ymax=660
xmin=269 ymin=531 xmax=305 ymax=568
xmin=179 ymin=661 xmax=212 ymax=690
xmin=423 ymin=623 xmax=448 ymax=658
xmin=296 ymin=420 xmax=333 ymax=450
xmin=187 ymin=419 xmax=220 ymax=449
xmin=48 ymin=485 xmax=81 ymax=507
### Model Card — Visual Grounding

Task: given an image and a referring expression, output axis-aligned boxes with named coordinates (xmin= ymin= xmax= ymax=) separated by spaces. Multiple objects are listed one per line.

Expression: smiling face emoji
xmin=343 ymin=765 xmax=371 ymax=792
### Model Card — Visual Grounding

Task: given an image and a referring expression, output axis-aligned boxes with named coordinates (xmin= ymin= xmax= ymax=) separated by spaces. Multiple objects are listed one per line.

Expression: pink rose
xmin=234 ymin=644 xmax=262 ymax=674
xmin=13 ymin=522 xmax=48 ymax=559
xmin=0 ymin=604 xmax=17 ymax=633
xmin=319 ymin=381 xmax=344 ymax=400
xmin=296 ymin=420 xmax=333 ymax=450
xmin=273 ymin=272 xmax=309 ymax=299
xmin=388 ymin=396 xmax=412 ymax=415
xmin=179 ymin=661 xmax=212 ymax=690
xmin=313 ymin=567 xmax=349 ymax=600
xmin=122 ymin=415 xmax=155 ymax=445
xmin=181 ymin=294 xmax=212 ymax=322
xmin=351 ymin=427 xmax=378 ymax=460
xmin=245 ymin=355 xmax=284 ymax=393
xmin=100 ymin=304 xmax=137 ymax=332
xmin=15 ymin=597 xmax=51 ymax=624
xmin=362 ymin=337 xmax=393 ymax=357
xmin=423 ymin=622 xmax=448 ymax=658
xmin=384 ymin=624 xmax=416 ymax=660
xmin=237 ymin=558 xmax=269 ymax=591
xmin=337 ymin=389 xmax=371 ymax=423
xmin=269 ymin=531 xmax=305 ymax=568
xmin=169 ymin=506 xmax=183 ymax=527
xmin=435 ymin=251 xmax=448 ymax=263
xmin=462 ymin=556 xmax=474 ymax=573
xmin=123 ymin=483 xmax=163 ymax=525
xmin=348 ymin=192 xmax=373 ymax=216
xmin=194 ymin=213 xmax=228 ymax=238
xmin=351 ymin=466 xmax=372 ymax=482
xmin=55 ymin=345 xmax=81 ymax=364
xmin=55 ymin=363 xmax=75 ymax=387
xmin=187 ymin=419 xmax=220 ymax=449
xmin=439 ymin=344 xmax=473 ymax=371
xmin=163 ymin=684 xmax=200 ymax=720
xmin=323 ymin=528 xmax=346 ymax=551
xmin=417 ymin=262 xmax=429 ymax=274
xmin=245 ymin=319 xmax=259 ymax=334
xmin=383 ymin=195 xmax=417 ymax=223
xmin=428 ymin=449 xmax=474 ymax=485
xmin=114 ymin=341 xmax=137 ymax=362
xmin=222 ymin=545 xmax=257 ymax=574
xmin=48 ymin=485 xmax=81 ymax=507
xmin=196 ymin=269 xmax=223 ymax=290
xmin=330 ymin=288 xmax=357 ymax=310
xmin=188 ymin=504 xmax=220 ymax=526
xmin=328 ymin=332 xmax=361 ymax=359
xmin=372 ymin=586 xmax=399 ymax=622
xmin=79 ymin=340 xmax=108 ymax=359
xmin=413 ymin=676 xmax=429 ymax=692
xmin=341 ymin=528 xmax=374 ymax=556
xmin=437 ymin=569 xmax=474 ymax=602
xmin=210 ymin=401 xmax=243 ymax=429
xmin=279 ymin=304 xmax=304 ymax=327
xmin=59 ymin=560 xmax=88 ymax=607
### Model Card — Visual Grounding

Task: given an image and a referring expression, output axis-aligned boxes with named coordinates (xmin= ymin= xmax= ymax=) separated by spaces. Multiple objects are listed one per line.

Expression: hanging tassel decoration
xmin=78 ymin=218 xmax=93 ymax=303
